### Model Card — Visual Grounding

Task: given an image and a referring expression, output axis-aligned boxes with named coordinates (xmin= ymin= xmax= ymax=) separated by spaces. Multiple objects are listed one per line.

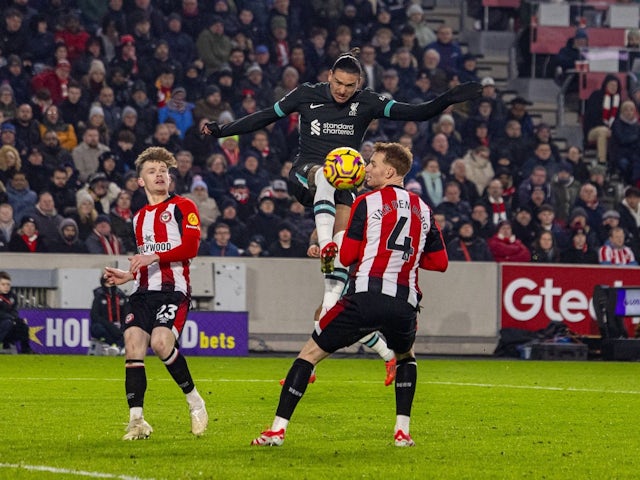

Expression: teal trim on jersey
xmin=274 ymin=102 xmax=285 ymax=117
xmin=295 ymin=172 xmax=309 ymax=187
xmin=384 ymin=100 xmax=396 ymax=117
xmin=314 ymin=203 xmax=336 ymax=215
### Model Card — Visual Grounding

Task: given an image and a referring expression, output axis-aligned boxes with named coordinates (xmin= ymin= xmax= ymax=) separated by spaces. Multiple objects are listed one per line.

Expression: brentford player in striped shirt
xmin=104 ymin=147 xmax=208 ymax=440
xmin=251 ymin=142 xmax=449 ymax=448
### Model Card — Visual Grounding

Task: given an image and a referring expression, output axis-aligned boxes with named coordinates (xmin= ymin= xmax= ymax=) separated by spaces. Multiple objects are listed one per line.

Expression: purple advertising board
xmin=20 ymin=309 xmax=248 ymax=356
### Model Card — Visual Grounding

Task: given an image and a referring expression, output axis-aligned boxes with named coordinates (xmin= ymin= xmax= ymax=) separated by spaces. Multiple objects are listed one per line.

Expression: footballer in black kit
xmin=204 ymin=74 xmax=482 ymax=207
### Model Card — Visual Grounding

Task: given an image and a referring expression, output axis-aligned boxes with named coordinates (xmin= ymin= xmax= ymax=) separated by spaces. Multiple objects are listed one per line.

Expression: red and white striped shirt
xmin=598 ymin=243 xmax=637 ymax=266
xmin=341 ymin=185 xmax=446 ymax=308
xmin=132 ymin=195 xmax=201 ymax=295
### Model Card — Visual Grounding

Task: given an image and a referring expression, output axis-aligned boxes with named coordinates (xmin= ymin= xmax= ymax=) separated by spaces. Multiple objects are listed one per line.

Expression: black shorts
xmin=312 ymin=292 xmax=417 ymax=354
xmin=288 ymin=162 xmax=355 ymax=208
xmin=123 ymin=291 xmax=190 ymax=338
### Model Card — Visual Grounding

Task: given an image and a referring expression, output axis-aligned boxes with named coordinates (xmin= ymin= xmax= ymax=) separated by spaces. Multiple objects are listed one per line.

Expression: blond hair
xmin=373 ymin=142 xmax=413 ymax=177
xmin=134 ymin=146 xmax=177 ymax=175
xmin=0 ymin=144 xmax=21 ymax=172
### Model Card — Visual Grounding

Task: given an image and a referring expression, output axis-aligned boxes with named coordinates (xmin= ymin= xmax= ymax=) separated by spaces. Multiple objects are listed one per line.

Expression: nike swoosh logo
xmin=310 ymin=103 xmax=324 ymax=109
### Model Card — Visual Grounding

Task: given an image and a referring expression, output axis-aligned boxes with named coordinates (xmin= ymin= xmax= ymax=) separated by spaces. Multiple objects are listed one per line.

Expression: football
xmin=322 ymin=147 xmax=366 ymax=190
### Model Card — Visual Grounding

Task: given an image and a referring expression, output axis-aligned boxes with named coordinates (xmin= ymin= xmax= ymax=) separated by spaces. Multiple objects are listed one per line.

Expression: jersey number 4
xmin=387 ymin=217 xmax=414 ymax=262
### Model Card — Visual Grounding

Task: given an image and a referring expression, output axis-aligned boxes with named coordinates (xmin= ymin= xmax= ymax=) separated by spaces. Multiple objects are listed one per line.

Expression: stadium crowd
xmin=0 ymin=0 xmax=638 ymax=266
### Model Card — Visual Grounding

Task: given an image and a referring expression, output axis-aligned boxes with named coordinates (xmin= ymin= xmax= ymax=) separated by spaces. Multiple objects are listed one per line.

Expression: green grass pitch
xmin=1 ymin=355 xmax=639 ymax=480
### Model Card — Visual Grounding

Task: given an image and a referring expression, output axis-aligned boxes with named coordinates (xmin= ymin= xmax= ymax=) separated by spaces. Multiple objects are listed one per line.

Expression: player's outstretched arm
xmin=388 ymin=82 xmax=482 ymax=122
xmin=201 ymin=107 xmax=282 ymax=138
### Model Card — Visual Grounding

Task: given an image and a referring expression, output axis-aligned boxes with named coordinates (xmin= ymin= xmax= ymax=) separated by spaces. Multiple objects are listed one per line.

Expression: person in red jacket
xmin=488 ymin=220 xmax=531 ymax=262
xmin=53 ymin=13 xmax=89 ymax=63
xmin=30 ymin=60 xmax=72 ymax=106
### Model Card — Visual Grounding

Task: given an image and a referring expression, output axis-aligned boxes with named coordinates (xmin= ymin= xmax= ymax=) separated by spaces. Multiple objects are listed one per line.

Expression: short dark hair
xmin=0 ymin=271 xmax=11 ymax=282
xmin=331 ymin=48 xmax=362 ymax=77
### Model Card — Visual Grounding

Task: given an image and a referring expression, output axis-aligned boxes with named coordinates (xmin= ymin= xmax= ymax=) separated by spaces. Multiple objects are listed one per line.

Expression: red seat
xmin=482 ymin=0 xmax=520 ymax=7
xmin=530 ymin=25 xmax=575 ymax=55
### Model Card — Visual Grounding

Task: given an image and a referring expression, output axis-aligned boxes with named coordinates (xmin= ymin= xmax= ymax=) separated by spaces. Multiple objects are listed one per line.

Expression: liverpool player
xmin=251 ymin=142 xmax=449 ymax=447
xmin=203 ymin=50 xmax=479 ymax=384
xmin=103 ymin=147 xmax=208 ymax=440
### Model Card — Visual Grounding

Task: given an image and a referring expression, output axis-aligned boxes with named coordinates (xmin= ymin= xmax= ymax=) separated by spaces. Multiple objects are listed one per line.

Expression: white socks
xmin=313 ymin=167 xmax=336 ymax=249
xmin=395 ymin=415 xmax=410 ymax=434
xmin=272 ymin=416 xmax=289 ymax=432
xmin=358 ymin=332 xmax=395 ymax=361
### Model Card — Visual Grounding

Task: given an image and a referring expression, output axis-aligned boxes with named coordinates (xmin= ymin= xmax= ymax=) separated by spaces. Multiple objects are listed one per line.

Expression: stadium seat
xmin=482 ymin=0 xmax=521 ymax=31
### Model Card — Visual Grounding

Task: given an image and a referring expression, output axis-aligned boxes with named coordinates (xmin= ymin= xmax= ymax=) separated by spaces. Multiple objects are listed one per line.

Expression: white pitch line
xmin=0 ymin=463 xmax=156 ymax=480
xmin=3 ymin=377 xmax=640 ymax=395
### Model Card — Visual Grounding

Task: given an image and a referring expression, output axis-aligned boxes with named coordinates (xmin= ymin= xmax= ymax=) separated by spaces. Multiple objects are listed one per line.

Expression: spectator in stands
xmin=72 ymin=127 xmax=110 ymax=184
xmin=229 ymin=149 xmax=271 ymax=198
xmin=97 ymin=150 xmax=123 ymax=187
xmin=228 ymin=177 xmax=256 ymax=221
xmin=433 ymin=114 xmax=464 ymax=157
xmin=407 ymin=69 xmax=438 ymax=104
xmin=574 ymin=182 xmax=607 ymax=239
xmin=415 ymin=155 xmax=446 ymax=208
xmin=426 ymin=132 xmax=458 ymax=173
xmin=6 ymin=171 xmax=34 ymax=224
xmin=158 ymin=87 xmax=193 ymax=139
xmin=13 ymin=104 xmax=41 ymax=155
xmin=110 ymin=34 xmax=139 ymax=80
xmin=506 ymin=96 xmax=535 ymax=141
xmin=475 ymin=77 xmax=507 ymax=123
xmin=95 ymin=87 xmax=120 ymax=139
xmin=551 ymin=161 xmax=581 ymax=226
xmin=564 ymin=145 xmax=591 ymax=184
xmin=534 ymin=124 xmax=562 ymax=163
xmin=1 ymin=8 xmax=28 ymax=58
xmin=0 ymin=270 xmax=33 ymax=353
xmin=73 ymin=36 xmax=107 ymax=80
xmin=0 ymin=202 xmax=15 ymax=250
xmin=561 ymin=227 xmax=598 ymax=264
xmin=511 ymin=205 xmax=536 ymax=248
xmin=267 ymin=220 xmax=306 ymax=258
xmin=273 ymin=66 xmax=301 ymax=101
xmin=169 ymin=150 xmax=194 ymax=196
xmin=213 ymin=197 xmax=249 ymax=249
xmin=199 ymin=221 xmax=241 ymax=256
xmin=129 ymin=13 xmax=157 ymax=66
xmin=193 ymin=86 xmax=231 ymax=125
xmin=488 ymin=220 xmax=531 ymax=262
xmin=69 ymin=192 xmax=98 ymax=241
xmin=535 ymin=203 xmax=569 ymax=250
xmin=31 ymin=60 xmax=72 ymax=106
xmin=197 ymin=16 xmax=232 ymax=76
xmin=8 ymin=215 xmax=47 ymax=252
xmin=185 ymin=176 xmax=220 ymax=240
xmin=448 ymin=158 xmax=480 ymax=206
xmin=202 ymin=153 xmax=231 ymax=204
xmin=26 ymin=14 xmax=55 ymax=71
xmin=48 ymin=166 xmax=76 ymax=216
xmin=22 ymin=147 xmax=48 ymax=194
xmin=148 ymin=40 xmax=183 ymax=87
xmin=39 ymin=105 xmax=78 ymax=152
xmin=517 ymin=166 xmax=552 ymax=210
xmin=421 ymin=48 xmax=448 ymax=94
xmin=618 ymin=186 xmax=640 ymax=253
xmin=584 ymin=74 xmax=621 ymax=166
xmin=530 ymin=230 xmax=560 ymax=263
xmin=471 ymin=201 xmax=495 ymax=239
xmin=107 ymin=189 xmax=135 ymax=253
xmin=48 ymin=217 xmax=87 ymax=254
xmin=405 ymin=4 xmax=436 ymax=48
xmin=0 ymin=144 xmax=21 ymax=185
xmin=85 ymin=214 xmax=123 ymax=255
xmin=483 ymin=178 xmax=510 ymax=225
xmin=40 ymin=130 xmax=73 ymax=172
xmin=458 ymin=54 xmax=481 ymax=84
xmin=77 ymin=171 xmax=121 ymax=215
xmin=122 ymin=171 xmax=146 ymax=214
xmin=492 ymin=120 xmax=529 ymax=179
xmin=610 ymin=99 xmax=640 ymax=184
xmin=599 ymin=226 xmax=637 ymax=265
xmin=59 ymin=82 xmax=89 ymax=133
xmin=463 ymin=145 xmax=494 ymax=197
xmin=243 ymin=233 xmax=269 ymax=257
xmin=426 ymin=24 xmax=462 ymax=76
xmin=163 ymin=13 xmax=196 ymax=70
xmin=182 ymin=118 xmax=216 ymax=173
xmin=589 ymin=163 xmax=625 ymax=212
xmin=97 ymin=15 xmax=120 ymax=63
xmin=521 ymin=142 xmax=560 ymax=181
xmin=552 ymin=28 xmax=588 ymax=94
xmin=0 ymin=119 xmax=19 ymax=151
xmin=0 ymin=84 xmax=17 ymax=122
xmin=447 ymin=218 xmax=493 ymax=262
xmin=246 ymin=191 xmax=282 ymax=246
xmin=436 ymin=181 xmax=472 ymax=230
xmin=54 ymin=12 xmax=89 ymax=64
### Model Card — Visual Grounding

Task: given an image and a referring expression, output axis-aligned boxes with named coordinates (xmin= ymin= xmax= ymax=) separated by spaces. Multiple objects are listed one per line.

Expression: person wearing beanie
xmin=48 ymin=217 xmax=87 ymax=253
xmin=560 ymin=227 xmax=599 ymax=264
xmin=158 ymin=86 xmax=194 ymax=139
xmin=8 ymin=215 xmax=48 ymax=252
xmin=243 ymin=233 xmax=269 ymax=257
xmin=446 ymin=219 xmax=493 ymax=261
xmin=85 ymin=211 xmax=124 ymax=255
xmin=213 ymin=196 xmax=249 ymax=249
xmin=267 ymin=220 xmax=307 ymax=258
xmin=184 ymin=175 xmax=220 ymax=239
xmin=193 ymin=84 xmax=232 ymax=124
